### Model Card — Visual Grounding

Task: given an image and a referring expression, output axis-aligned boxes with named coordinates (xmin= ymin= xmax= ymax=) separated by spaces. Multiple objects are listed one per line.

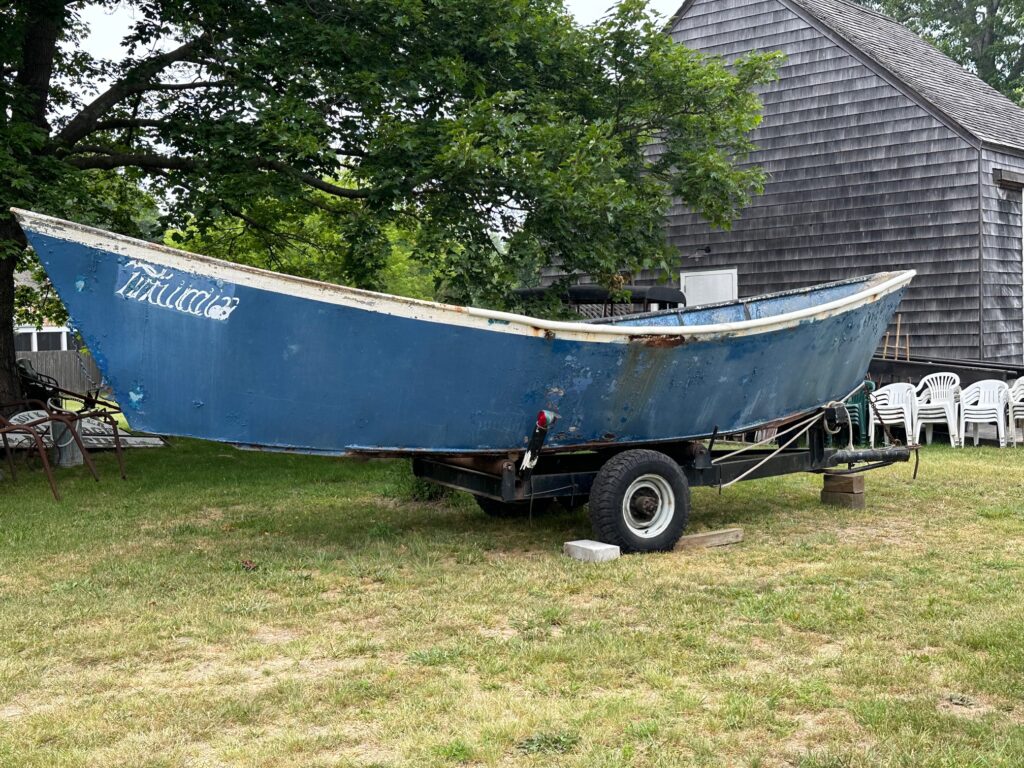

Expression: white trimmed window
xmin=14 ymin=325 xmax=72 ymax=353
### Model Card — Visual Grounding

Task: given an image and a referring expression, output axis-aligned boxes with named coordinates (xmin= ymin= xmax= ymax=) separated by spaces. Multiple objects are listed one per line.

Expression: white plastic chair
xmin=869 ymin=383 xmax=918 ymax=447
xmin=1009 ymin=377 xmax=1024 ymax=446
xmin=915 ymin=372 xmax=960 ymax=446
xmin=959 ymin=380 xmax=1012 ymax=448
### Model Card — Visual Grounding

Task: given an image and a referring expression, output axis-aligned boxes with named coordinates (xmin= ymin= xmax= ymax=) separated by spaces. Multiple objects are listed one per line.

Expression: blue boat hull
xmin=14 ymin=210 xmax=912 ymax=456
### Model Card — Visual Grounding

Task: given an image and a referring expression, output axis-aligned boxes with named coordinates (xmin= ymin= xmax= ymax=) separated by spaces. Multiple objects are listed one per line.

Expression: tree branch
xmin=64 ymin=152 xmax=372 ymax=199
xmin=90 ymin=118 xmax=172 ymax=132
xmin=223 ymin=203 xmax=336 ymax=257
xmin=145 ymin=80 xmax=231 ymax=91
xmin=330 ymin=145 xmax=368 ymax=157
xmin=56 ymin=38 xmax=206 ymax=147
xmin=69 ymin=143 xmax=129 ymax=155
xmin=263 ymin=162 xmax=370 ymax=198
xmin=66 ymin=152 xmax=198 ymax=172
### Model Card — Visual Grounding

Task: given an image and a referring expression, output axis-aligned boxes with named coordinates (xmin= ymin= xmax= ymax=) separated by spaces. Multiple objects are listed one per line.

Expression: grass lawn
xmin=1 ymin=440 xmax=1023 ymax=767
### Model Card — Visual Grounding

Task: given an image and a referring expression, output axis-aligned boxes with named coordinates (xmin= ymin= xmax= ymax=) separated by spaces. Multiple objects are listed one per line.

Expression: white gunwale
xmin=13 ymin=208 xmax=915 ymax=344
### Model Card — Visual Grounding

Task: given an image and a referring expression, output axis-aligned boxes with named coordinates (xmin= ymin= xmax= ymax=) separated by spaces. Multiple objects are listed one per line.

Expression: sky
xmin=80 ymin=1 xmax=684 ymax=61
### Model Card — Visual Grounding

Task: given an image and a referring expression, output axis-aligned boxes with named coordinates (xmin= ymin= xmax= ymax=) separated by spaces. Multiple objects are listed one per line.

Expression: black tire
xmin=474 ymin=495 xmax=553 ymax=518
xmin=589 ymin=449 xmax=689 ymax=553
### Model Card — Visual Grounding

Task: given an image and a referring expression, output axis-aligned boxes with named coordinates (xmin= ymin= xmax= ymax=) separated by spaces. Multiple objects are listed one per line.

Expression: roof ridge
xmin=799 ymin=0 xmax=903 ymax=25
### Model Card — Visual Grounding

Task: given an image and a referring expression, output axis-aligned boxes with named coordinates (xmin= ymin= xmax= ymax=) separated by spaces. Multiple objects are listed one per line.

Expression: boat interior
xmin=589 ymin=273 xmax=883 ymax=328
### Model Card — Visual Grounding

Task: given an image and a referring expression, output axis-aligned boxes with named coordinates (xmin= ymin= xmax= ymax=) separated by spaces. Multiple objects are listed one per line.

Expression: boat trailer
xmin=413 ymin=405 xmax=913 ymax=553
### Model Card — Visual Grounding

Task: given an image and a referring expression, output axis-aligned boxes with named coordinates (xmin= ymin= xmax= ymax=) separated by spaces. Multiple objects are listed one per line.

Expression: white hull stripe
xmin=12 ymin=208 xmax=915 ymax=345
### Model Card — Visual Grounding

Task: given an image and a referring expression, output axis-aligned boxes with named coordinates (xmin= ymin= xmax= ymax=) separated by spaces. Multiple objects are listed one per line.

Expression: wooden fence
xmin=18 ymin=351 xmax=103 ymax=393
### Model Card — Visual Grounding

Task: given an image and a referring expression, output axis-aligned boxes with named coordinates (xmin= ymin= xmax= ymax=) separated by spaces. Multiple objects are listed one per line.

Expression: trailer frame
xmin=412 ymin=408 xmax=913 ymax=552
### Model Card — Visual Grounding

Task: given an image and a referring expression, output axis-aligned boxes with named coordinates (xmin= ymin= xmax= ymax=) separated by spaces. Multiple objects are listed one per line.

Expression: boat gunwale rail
xmin=12 ymin=207 xmax=914 ymax=343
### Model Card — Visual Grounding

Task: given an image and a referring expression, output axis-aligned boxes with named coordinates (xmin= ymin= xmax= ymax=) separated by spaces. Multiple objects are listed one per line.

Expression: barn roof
xmin=669 ymin=0 xmax=1024 ymax=154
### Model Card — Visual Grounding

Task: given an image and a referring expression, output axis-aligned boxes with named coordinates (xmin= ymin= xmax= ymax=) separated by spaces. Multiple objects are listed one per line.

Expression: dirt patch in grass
xmin=833 ymin=516 xmax=930 ymax=552
xmin=478 ymin=622 xmax=519 ymax=640
xmin=182 ymin=654 xmax=372 ymax=687
xmin=780 ymin=709 xmax=875 ymax=762
xmin=318 ymin=587 xmax=347 ymax=602
xmin=938 ymin=693 xmax=995 ymax=719
xmin=251 ymin=626 xmax=303 ymax=645
xmin=138 ymin=505 xmax=233 ymax=532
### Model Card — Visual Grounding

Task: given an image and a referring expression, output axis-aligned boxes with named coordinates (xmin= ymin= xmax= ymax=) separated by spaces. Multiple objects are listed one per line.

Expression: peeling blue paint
xmin=128 ymin=387 xmax=145 ymax=409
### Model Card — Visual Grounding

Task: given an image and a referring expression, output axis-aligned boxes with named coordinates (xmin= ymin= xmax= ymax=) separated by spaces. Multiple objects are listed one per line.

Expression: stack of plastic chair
xmin=914 ymin=372 xmax=960 ymax=446
xmin=869 ymin=383 xmax=918 ymax=447
xmin=959 ymin=380 xmax=1012 ymax=448
xmin=844 ymin=380 xmax=875 ymax=447
xmin=1008 ymin=377 xmax=1024 ymax=446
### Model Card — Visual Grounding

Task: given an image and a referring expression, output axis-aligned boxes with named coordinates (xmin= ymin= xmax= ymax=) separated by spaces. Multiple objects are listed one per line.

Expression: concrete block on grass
xmin=563 ymin=539 xmax=620 ymax=562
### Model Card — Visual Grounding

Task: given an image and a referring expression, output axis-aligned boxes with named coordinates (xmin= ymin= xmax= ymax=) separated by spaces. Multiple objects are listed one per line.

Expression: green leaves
xmin=2 ymin=0 xmax=778 ymax=320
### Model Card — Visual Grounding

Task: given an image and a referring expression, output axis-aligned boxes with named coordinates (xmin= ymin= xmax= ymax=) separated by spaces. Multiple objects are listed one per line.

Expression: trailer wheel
xmin=589 ymin=450 xmax=689 ymax=553
xmin=474 ymin=495 xmax=553 ymax=518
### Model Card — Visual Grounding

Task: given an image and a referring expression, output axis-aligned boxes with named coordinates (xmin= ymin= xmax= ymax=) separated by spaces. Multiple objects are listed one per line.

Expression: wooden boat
xmin=13 ymin=209 xmax=913 ymax=456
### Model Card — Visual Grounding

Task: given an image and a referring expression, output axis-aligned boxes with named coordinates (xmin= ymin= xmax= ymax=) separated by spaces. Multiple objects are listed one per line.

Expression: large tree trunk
xmin=0 ymin=222 xmax=25 ymax=404
xmin=12 ymin=0 xmax=64 ymax=128
xmin=0 ymin=1 xmax=68 ymax=403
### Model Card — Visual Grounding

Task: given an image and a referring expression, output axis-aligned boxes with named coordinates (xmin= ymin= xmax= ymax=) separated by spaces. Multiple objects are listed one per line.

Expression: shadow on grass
xmin=18 ymin=438 xmax=597 ymax=556
xmin=243 ymin=496 xmax=596 ymax=556
xmin=1 ymin=436 xmax=927 ymax=559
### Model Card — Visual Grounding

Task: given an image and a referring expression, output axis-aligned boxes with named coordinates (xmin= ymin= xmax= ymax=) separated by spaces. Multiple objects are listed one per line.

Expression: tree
xmin=858 ymin=0 xmax=1024 ymax=103
xmin=0 ymin=0 xmax=777 ymax=402
xmin=166 ymin=195 xmax=435 ymax=300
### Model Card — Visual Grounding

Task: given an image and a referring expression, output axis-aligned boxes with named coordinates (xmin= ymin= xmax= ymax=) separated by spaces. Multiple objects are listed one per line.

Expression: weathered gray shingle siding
xmin=669 ymin=0 xmax=983 ymax=358
xmin=781 ymin=0 xmax=1024 ymax=154
xmin=981 ymin=149 xmax=1024 ymax=362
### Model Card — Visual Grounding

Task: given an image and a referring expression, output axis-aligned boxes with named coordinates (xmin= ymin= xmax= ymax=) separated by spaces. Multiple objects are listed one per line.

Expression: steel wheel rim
xmin=621 ymin=474 xmax=675 ymax=538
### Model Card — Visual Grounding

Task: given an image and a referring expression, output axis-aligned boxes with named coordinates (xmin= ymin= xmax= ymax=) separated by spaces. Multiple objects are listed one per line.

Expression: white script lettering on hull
xmin=115 ymin=260 xmax=240 ymax=321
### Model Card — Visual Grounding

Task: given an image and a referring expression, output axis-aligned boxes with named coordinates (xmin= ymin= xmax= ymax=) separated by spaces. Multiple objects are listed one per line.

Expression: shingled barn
xmin=667 ymin=0 xmax=1024 ymax=363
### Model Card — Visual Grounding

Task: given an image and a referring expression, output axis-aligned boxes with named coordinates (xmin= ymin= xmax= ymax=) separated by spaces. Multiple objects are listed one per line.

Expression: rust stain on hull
xmin=632 ymin=334 xmax=691 ymax=349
